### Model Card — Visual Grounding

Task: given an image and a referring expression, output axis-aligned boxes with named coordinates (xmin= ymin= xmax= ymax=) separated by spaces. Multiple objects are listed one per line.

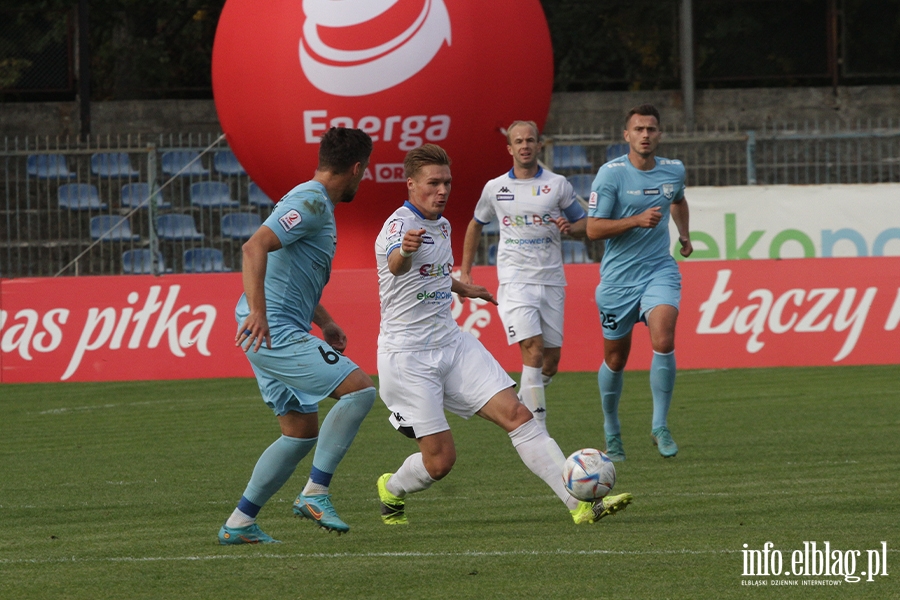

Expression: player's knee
xmin=340 ymin=386 xmax=376 ymax=411
xmin=423 ymin=452 xmax=456 ymax=480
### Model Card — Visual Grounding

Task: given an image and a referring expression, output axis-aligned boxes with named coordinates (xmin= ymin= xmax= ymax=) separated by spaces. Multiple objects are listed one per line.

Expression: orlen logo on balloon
xmin=299 ymin=0 xmax=453 ymax=161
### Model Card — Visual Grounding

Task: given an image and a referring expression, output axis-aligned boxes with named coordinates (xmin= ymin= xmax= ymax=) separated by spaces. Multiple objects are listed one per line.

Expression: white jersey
xmin=375 ymin=202 xmax=460 ymax=353
xmin=473 ymin=167 xmax=579 ymax=286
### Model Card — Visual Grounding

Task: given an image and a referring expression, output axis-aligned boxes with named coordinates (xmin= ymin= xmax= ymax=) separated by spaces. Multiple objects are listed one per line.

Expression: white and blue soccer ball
xmin=563 ymin=448 xmax=616 ymax=501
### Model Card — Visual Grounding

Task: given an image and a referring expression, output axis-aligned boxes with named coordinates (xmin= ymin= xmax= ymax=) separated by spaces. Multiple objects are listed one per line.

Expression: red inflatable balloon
xmin=212 ymin=0 xmax=554 ymax=268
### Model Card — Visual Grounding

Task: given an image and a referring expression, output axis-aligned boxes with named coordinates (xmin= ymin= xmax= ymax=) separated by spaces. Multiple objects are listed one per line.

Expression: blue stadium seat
xmin=161 ymin=150 xmax=209 ymax=177
xmin=487 ymin=243 xmax=498 ymax=266
xmin=190 ymin=181 xmax=240 ymax=208
xmin=27 ymin=154 xmax=76 ymax=179
xmin=567 ymin=174 xmax=594 ymax=199
xmin=553 ymin=145 xmax=592 ymax=170
xmin=91 ymin=152 xmax=139 ymax=177
xmin=213 ymin=150 xmax=246 ymax=175
xmin=561 ymin=240 xmax=590 ymax=264
xmin=58 ymin=183 xmax=107 ymax=210
xmin=122 ymin=249 xmax=167 ymax=274
xmin=120 ymin=183 xmax=171 ymax=210
xmin=156 ymin=214 xmax=204 ymax=240
xmin=183 ymin=247 xmax=230 ymax=273
xmin=605 ymin=143 xmax=629 ymax=162
xmin=90 ymin=216 xmax=140 ymax=242
xmin=248 ymin=182 xmax=274 ymax=207
xmin=221 ymin=212 xmax=261 ymax=239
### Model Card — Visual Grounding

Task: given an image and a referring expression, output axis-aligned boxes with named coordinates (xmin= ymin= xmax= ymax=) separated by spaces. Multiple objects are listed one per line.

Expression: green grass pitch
xmin=1 ymin=366 xmax=897 ymax=599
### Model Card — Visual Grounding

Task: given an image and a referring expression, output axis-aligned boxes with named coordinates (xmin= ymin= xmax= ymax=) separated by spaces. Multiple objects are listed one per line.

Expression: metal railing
xmin=2 ymin=119 xmax=899 ymax=278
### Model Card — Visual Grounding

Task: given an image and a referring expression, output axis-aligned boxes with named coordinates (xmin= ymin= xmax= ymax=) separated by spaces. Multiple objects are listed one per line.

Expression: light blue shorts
xmin=595 ymin=269 xmax=682 ymax=340
xmin=244 ymin=331 xmax=358 ymax=416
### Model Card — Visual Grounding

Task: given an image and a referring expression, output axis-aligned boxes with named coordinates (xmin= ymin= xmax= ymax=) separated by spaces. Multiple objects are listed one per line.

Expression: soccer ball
xmin=562 ymin=448 xmax=616 ymax=501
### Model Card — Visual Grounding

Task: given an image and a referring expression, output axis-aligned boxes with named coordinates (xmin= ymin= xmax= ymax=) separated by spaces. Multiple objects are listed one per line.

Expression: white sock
xmin=387 ymin=452 xmax=436 ymax=497
xmin=225 ymin=508 xmax=255 ymax=528
xmin=509 ymin=419 xmax=578 ymax=510
xmin=519 ymin=365 xmax=547 ymax=428
xmin=542 ymin=373 xmax=553 ymax=387
xmin=301 ymin=480 xmax=329 ymax=496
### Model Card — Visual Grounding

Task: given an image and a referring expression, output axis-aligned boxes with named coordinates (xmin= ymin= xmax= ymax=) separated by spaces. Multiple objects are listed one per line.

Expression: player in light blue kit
xmin=587 ymin=105 xmax=693 ymax=461
xmin=218 ymin=127 xmax=376 ymax=544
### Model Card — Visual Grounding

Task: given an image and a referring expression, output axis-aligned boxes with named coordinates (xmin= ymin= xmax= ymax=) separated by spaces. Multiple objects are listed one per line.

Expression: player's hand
xmin=553 ymin=216 xmax=572 ymax=235
xmin=635 ymin=206 xmax=662 ymax=228
xmin=461 ymin=283 xmax=498 ymax=305
xmin=320 ymin=321 xmax=348 ymax=354
xmin=236 ymin=314 xmax=272 ymax=353
xmin=679 ymin=236 xmax=693 ymax=258
xmin=401 ymin=228 xmax=426 ymax=255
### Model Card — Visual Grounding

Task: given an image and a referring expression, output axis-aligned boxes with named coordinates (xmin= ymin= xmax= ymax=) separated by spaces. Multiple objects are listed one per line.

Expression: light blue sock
xmin=650 ymin=350 xmax=676 ymax=430
xmin=598 ymin=362 xmax=623 ymax=437
xmin=242 ymin=434 xmax=317 ymax=507
xmin=310 ymin=387 xmax=376 ymax=480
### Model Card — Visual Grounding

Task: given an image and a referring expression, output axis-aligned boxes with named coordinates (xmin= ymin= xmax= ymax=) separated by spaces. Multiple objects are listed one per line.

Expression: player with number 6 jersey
xmin=219 ymin=128 xmax=377 ymax=545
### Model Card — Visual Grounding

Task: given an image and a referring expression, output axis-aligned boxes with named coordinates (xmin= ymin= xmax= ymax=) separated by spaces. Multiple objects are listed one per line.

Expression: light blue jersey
xmin=235 ymin=181 xmax=336 ymax=346
xmin=588 ymin=155 xmax=685 ymax=287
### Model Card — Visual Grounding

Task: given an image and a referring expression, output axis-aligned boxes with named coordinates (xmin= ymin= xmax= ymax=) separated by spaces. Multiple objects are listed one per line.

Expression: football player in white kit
xmin=375 ymin=144 xmax=631 ymax=525
xmin=460 ymin=120 xmax=588 ymax=430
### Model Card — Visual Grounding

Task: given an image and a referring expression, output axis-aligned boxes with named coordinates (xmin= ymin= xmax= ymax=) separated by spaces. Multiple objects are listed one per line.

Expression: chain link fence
xmin=2 ymin=119 xmax=899 ymax=278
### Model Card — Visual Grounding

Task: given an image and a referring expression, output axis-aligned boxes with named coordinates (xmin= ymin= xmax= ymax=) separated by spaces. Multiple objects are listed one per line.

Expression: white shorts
xmin=377 ymin=331 xmax=516 ymax=439
xmin=497 ymin=282 xmax=565 ymax=347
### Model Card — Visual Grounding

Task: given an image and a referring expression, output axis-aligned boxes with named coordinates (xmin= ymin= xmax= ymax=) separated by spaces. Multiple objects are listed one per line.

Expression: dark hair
xmin=404 ymin=143 xmax=451 ymax=178
xmin=318 ymin=127 xmax=373 ymax=173
xmin=625 ymin=104 xmax=661 ymax=128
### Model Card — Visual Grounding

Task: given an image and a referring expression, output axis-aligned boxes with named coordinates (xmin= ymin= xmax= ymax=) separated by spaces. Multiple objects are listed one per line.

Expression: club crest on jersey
xmin=278 ymin=209 xmax=302 ymax=232
xmin=663 ymin=183 xmax=675 ymax=199
xmin=387 ymin=219 xmax=403 ymax=236
xmin=439 ymin=223 xmax=450 ymax=239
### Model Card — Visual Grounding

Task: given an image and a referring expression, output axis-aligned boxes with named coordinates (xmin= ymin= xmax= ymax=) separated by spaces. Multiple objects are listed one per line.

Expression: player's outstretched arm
xmin=459 ymin=218 xmax=484 ymax=284
xmin=450 ymin=278 xmax=498 ymax=305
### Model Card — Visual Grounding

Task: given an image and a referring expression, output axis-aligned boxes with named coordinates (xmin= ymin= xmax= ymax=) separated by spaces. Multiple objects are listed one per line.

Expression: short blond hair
xmin=506 ymin=120 xmax=540 ymax=144
xmin=404 ymin=144 xmax=451 ymax=178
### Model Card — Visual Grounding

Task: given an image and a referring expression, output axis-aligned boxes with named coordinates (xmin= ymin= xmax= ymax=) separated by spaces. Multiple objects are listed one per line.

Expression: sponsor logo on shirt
xmin=278 ymin=209 xmax=302 ymax=232
xmin=502 ymin=213 xmax=553 ymax=227
xmin=416 ymin=290 xmax=453 ymax=302
xmin=531 ymin=186 xmax=543 ymax=196
xmin=643 ymin=188 xmax=660 ymax=195
xmin=496 ymin=193 xmax=515 ymax=201
xmin=421 ymin=234 xmax=435 ymax=244
xmin=626 ymin=190 xmax=641 ymax=195
xmin=658 ymin=159 xmax=682 ymax=165
xmin=418 ymin=262 xmax=453 ymax=278
xmin=503 ymin=237 xmax=552 ymax=245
